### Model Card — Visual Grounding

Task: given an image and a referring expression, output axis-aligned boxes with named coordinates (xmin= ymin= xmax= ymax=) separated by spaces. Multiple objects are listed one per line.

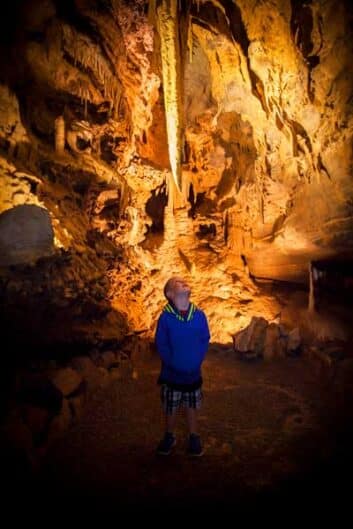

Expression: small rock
xmin=51 ymin=367 xmax=83 ymax=397
xmin=221 ymin=442 xmax=233 ymax=455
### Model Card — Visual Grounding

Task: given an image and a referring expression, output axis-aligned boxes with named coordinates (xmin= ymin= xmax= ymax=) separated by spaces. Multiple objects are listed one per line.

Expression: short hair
xmin=163 ymin=277 xmax=176 ymax=301
xmin=164 ymin=276 xmax=189 ymax=300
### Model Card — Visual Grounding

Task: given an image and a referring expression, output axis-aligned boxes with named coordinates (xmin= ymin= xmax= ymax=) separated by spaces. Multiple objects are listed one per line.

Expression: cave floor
xmin=11 ymin=345 xmax=353 ymax=518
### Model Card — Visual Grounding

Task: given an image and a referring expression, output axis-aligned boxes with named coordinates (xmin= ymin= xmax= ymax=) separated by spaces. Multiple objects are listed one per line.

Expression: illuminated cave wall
xmin=0 ymin=0 xmax=352 ymax=346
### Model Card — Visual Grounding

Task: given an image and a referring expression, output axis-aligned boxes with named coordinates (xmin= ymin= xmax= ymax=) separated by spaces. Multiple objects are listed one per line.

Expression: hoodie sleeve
xmin=155 ymin=313 xmax=172 ymax=364
xmin=199 ymin=310 xmax=211 ymax=358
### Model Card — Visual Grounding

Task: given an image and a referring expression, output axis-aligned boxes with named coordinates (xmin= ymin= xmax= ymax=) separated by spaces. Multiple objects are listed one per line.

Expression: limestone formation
xmin=0 ymin=0 xmax=352 ymax=351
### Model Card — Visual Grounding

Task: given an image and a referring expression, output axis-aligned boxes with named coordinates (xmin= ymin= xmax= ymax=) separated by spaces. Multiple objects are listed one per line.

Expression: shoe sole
xmin=188 ymin=450 xmax=204 ymax=457
xmin=156 ymin=441 xmax=176 ymax=456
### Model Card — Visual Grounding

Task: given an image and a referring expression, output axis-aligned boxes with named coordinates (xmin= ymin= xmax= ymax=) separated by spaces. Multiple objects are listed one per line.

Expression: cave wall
xmin=0 ymin=0 xmax=352 ymax=349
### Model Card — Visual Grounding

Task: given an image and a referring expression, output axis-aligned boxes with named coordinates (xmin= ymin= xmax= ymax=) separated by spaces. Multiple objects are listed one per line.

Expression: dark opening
xmin=188 ymin=192 xmax=216 ymax=219
xmin=312 ymin=258 xmax=353 ymax=307
xmin=76 ymin=137 xmax=91 ymax=151
xmin=196 ymin=223 xmax=216 ymax=240
xmin=141 ymin=186 xmax=168 ymax=251
xmin=100 ymin=134 xmax=118 ymax=163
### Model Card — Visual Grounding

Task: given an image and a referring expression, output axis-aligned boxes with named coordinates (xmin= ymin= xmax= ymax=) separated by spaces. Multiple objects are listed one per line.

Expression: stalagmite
xmin=156 ymin=0 xmax=183 ymax=194
xmin=54 ymin=115 xmax=65 ymax=155
xmin=308 ymin=262 xmax=315 ymax=312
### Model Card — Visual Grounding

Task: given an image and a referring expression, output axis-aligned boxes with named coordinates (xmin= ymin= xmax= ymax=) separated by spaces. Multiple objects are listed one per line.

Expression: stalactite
xmin=54 ymin=115 xmax=65 ymax=154
xmin=256 ymin=177 xmax=265 ymax=224
xmin=166 ymin=173 xmax=173 ymax=209
xmin=187 ymin=15 xmax=193 ymax=63
xmin=182 ymin=172 xmax=191 ymax=202
xmin=148 ymin=0 xmax=156 ymax=25
xmin=62 ymin=23 xmax=120 ymax=109
xmin=114 ymin=88 xmax=122 ymax=120
xmin=157 ymin=0 xmax=183 ymax=194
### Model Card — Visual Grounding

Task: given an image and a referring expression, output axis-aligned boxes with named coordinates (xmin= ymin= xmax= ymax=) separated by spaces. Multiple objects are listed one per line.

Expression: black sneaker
xmin=156 ymin=432 xmax=176 ymax=455
xmin=188 ymin=433 xmax=204 ymax=457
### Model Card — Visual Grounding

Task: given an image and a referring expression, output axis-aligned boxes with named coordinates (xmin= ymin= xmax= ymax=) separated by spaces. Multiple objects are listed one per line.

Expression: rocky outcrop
xmin=232 ymin=316 xmax=302 ymax=360
xmin=0 ymin=345 xmax=136 ymax=478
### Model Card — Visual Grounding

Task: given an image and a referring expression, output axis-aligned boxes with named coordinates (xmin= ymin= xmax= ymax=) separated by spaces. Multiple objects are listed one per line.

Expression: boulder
xmin=0 ymin=204 xmax=54 ymax=266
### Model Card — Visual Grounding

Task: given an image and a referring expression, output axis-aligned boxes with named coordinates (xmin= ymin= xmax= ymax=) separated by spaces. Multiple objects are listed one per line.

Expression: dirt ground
xmin=7 ymin=342 xmax=353 ymax=520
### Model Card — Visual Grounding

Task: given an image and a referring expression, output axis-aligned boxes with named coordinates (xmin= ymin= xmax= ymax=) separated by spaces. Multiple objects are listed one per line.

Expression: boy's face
xmin=168 ymin=277 xmax=191 ymax=303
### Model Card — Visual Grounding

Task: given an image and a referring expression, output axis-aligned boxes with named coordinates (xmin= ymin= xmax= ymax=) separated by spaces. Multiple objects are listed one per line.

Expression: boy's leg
xmin=166 ymin=412 xmax=178 ymax=433
xmin=156 ymin=410 xmax=177 ymax=455
xmin=184 ymin=387 xmax=203 ymax=434
xmin=185 ymin=407 xmax=198 ymax=435
xmin=161 ymin=385 xmax=181 ymax=432
xmin=184 ymin=388 xmax=204 ymax=456
xmin=156 ymin=385 xmax=180 ymax=455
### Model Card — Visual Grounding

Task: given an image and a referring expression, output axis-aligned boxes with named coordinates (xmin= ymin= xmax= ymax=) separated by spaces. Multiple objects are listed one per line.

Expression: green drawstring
xmin=164 ymin=302 xmax=196 ymax=322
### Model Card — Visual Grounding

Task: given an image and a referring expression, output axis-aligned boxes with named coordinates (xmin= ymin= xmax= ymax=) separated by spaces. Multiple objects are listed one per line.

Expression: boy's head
xmin=164 ymin=276 xmax=191 ymax=304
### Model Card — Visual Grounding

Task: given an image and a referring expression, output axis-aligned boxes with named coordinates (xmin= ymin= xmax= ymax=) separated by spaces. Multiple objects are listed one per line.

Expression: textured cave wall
xmin=0 ymin=0 xmax=353 ymax=351
xmin=184 ymin=0 xmax=353 ymax=281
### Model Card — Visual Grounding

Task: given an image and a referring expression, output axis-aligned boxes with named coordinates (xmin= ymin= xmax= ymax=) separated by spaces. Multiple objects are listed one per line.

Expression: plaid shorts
xmin=160 ymin=384 xmax=203 ymax=415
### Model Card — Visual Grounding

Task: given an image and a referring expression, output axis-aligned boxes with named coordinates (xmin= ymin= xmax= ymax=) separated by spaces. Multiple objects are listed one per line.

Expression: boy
xmin=155 ymin=276 xmax=210 ymax=456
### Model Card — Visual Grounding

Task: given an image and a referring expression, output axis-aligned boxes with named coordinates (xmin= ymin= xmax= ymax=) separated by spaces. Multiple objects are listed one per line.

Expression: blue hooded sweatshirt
xmin=155 ymin=302 xmax=210 ymax=387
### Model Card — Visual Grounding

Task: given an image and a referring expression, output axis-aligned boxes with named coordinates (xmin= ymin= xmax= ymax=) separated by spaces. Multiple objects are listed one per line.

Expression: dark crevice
xmin=307 ymin=55 xmax=320 ymax=69
xmin=189 ymin=192 xmax=216 ymax=219
xmin=196 ymin=223 xmax=216 ymax=240
xmin=100 ymin=134 xmax=118 ymax=163
xmin=317 ymin=153 xmax=331 ymax=180
xmin=188 ymin=183 xmax=195 ymax=208
xmin=216 ymin=166 xmax=236 ymax=199
xmin=191 ymin=0 xmax=230 ymax=35
xmin=249 ymin=70 xmax=270 ymax=116
xmin=145 ymin=186 xmax=168 ymax=233
xmin=223 ymin=1 xmax=249 ymax=58
xmin=140 ymin=186 xmax=168 ymax=251
xmin=290 ymin=0 xmax=321 ymax=102
xmin=290 ymin=0 xmax=314 ymax=58
xmin=275 ymin=113 xmax=284 ymax=132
